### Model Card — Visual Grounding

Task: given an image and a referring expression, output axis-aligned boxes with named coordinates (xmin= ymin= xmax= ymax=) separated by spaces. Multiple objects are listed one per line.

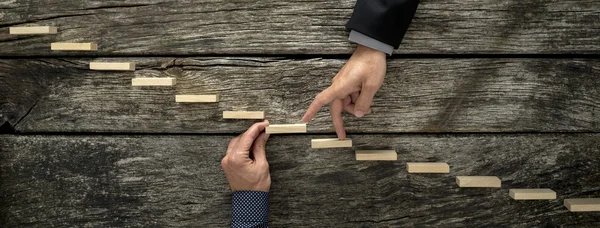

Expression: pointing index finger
xmin=302 ymin=85 xmax=340 ymax=122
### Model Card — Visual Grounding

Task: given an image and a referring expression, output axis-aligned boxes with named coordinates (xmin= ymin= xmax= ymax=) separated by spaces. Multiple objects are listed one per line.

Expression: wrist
xmin=355 ymin=44 xmax=386 ymax=59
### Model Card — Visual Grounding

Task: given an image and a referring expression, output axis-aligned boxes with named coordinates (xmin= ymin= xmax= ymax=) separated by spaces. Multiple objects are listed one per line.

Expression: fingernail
xmin=264 ymin=133 xmax=270 ymax=141
xmin=355 ymin=111 xmax=364 ymax=118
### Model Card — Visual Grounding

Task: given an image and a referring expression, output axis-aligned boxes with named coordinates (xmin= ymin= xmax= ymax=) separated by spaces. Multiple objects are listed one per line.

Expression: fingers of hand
xmin=330 ymin=98 xmax=346 ymax=140
xmin=236 ymin=120 xmax=269 ymax=151
xmin=354 ymin=83 xmax=379 ymax=118
xmin=251 ymin=132 xmax=270 ymax=169
xmin=302 ymin=85 xmax=342 ymax=122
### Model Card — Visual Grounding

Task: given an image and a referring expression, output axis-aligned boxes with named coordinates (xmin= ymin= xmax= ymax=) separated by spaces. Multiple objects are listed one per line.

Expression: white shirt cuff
xmin=348 ymin=30 xmax=394 ymax=56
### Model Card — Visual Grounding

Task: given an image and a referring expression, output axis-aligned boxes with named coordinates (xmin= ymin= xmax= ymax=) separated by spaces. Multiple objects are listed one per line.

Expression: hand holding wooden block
xmin=407 ymin=162 xmax=450 ymax=173
xmin=509 ymin=189 xmax=556 ymax=200
xmin=90 ymin=62 xmax=136 ymax=71
xmin=223 ymin=111 xmax=265 ymax=119
xmin=176 ymin=95 xmax=220 ymax=103
xmin=265 ymin=124 xmax=307 ymax=134
xmin=355 ymin=150 xmax=397 ymax=161
xmin=51 ymin=43 xmax=98 ymax=51
xmin=132 ymin=78 xmax=176 ymax=86
xmin=10 ymin=26 xmax=57 ymax=35
xmin=311 ymin=138 xmax=352 ymax=148
xmin=564 ymin=198 xmax=600 ymax=212
xmin=456 ymin=176 xmax=501 ymax=188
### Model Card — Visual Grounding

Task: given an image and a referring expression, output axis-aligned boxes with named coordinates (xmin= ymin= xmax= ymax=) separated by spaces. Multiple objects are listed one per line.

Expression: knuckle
xmin=221 ymin=157 xmax=228 ymax=168
xmin=227 ymin=155 xmax=237 ymax=165
xmin=261 ymin=162 xmax=270 ymax=170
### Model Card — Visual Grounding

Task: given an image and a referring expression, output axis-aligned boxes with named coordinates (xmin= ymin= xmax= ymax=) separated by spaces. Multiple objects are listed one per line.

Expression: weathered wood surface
xmin=1 ymin=134 xmax=599 ymax=227
xmin=1 ymin=58 xmax=598 ymax=133
xmin=1 ymin=0 xmax=599 ymax=56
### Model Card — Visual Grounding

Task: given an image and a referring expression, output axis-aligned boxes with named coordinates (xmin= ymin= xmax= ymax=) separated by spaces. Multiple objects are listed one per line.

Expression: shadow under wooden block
xmin=90 ymin=62 xmax=136 ymax=71
xmin=407 ymin=162 xmax=450 ymax=173
xmin=509 ymin=189 xmax=556 ymax=200
xmin=51 ymin=43 xmax=97 ymax=51
xmin=564 ymin=198 xmax=600 ymax=212
xmin=223 ymin=111 xmax=265 ymax=119
xmin=265 ymin=124 xmax=306 ymax=134
xmin=311 ymin=138 xmax=352 ymax=148
xmin=132 ymin=78 xmax=176 ymax=86
xmin=10 ymin=26 xmax=57 ymax=35
xmin=456 ymin=176 xmax=501 ymax=188
xmin=175 ymin=95 xmax=220 ymax=103
xmin=355 ymin=150 xmax=397 ymax=161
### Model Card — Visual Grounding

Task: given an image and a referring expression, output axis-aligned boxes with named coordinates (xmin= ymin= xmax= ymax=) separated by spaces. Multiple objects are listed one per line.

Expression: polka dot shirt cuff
xmin=231 ymin=191 xmax=269 ymax=228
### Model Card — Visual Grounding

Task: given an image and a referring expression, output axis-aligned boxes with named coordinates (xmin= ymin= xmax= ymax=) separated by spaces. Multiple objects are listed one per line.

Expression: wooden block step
xmin=175 ymin=95 xmax=219 ymax=103
xmin=90 ymin=62 xmax=136 ymax=71
xmin=509 ymin=189 xmax=556 ymax=200
xmin=407 ymin=162 xmax=450 ymax=173
xmin=265 ymin=124 xmax=306 ymax=134
xmin=10 ymin=26 xmax=57 ymax=35
xmin=132 ymin=78 xmax=176 ymax=86
xmin=311 ymin=138 xmax=352 ymax=148
xmin=456 ymin=176 xmax=501 ymax=188
xmin=564 ymin=198 xmax=600 ymax=212
xmin=51 ymin=43 xmax=98 ymax=51
xmin=223 ymin=111 xmax=265 ymax=119
xmin=355 ymin=150 xmax=397 ymax=161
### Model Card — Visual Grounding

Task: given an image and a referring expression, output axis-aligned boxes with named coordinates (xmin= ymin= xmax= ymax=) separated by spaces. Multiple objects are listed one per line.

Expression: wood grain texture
xmin=1 ymin=133 xmax=599 ymax=227
xmin=0 ymin=0 xmax=598 ymax=56
xmin=1 ymin=58 xmax=598 ymax=133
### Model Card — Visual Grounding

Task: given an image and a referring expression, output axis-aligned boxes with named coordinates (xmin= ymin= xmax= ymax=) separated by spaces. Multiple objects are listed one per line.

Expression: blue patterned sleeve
xmin=231 ymin=191 xmax=269 ymax=228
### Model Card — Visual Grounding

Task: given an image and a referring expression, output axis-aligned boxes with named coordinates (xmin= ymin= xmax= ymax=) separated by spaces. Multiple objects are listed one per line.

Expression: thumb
xmin=236 ymin=120 xmax=270 ymax=155
xmin=252 ymin=132 xmax=269 ymax=164
xmin=354 ymin=85 xmax=378 ymax=118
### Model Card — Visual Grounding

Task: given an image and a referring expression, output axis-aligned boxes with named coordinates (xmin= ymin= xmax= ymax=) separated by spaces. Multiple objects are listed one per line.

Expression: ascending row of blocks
xmin=10 ymin=26 xmax=98 ymax=51
xmin=10 ymin=26 xmax=139 ymax=72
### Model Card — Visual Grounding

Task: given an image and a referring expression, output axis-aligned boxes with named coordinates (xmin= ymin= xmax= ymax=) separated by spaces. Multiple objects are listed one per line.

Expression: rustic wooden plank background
xmin=1 ymin=0 xmax=599 ymax=227
xmin=1 ymin=58 xmax=598 ymax=133
xmin=1 ymin=134 xmax=599 ymax=227
xmin=0 ymin=0 xmax=599 ymax=55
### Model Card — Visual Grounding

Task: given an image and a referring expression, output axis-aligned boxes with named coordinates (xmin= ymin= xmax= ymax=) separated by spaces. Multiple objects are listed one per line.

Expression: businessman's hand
xmin=221 ymin=120 xmax=271 ymax=192
xmin=302 ymin=44 xmax=386 ymax=139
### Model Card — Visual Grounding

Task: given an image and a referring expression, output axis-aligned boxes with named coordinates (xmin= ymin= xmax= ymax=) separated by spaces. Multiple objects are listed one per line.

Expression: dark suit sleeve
xmin=346 ymin=0 xmax=419 ymax=49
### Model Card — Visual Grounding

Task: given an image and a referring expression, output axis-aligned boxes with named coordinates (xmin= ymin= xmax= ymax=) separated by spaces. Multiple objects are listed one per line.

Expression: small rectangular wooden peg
xmin=407 ymin=162 xmax=450 ymax=173
xmin=509 ymin=189 xmax=556 ymax=200
xmin=51 ymin=42 xmax=98 ymax=51
xmin=564 ymin=198 xmax=600 ymax=212
xmin=223 ymin=111 xmax=265 ymax=119
xmin=176 ymin=95 xmax=220 ymax=103
xmin=355 ymin=150 xmax=397 ymax=161
xmin=265 ymin=124 xmax=307 ymax=134
xmin=10 ymin=26 xmax=57 ymax=35
xmin=456 ymin=176 xmax=501 ymax=188
xmin=311 ymin=138 xmax=352 ymax=148
xmin=90 ymin=62 xmax=135 ymax=71
xmin=132 ymin=78 xmax=176 ymax=86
